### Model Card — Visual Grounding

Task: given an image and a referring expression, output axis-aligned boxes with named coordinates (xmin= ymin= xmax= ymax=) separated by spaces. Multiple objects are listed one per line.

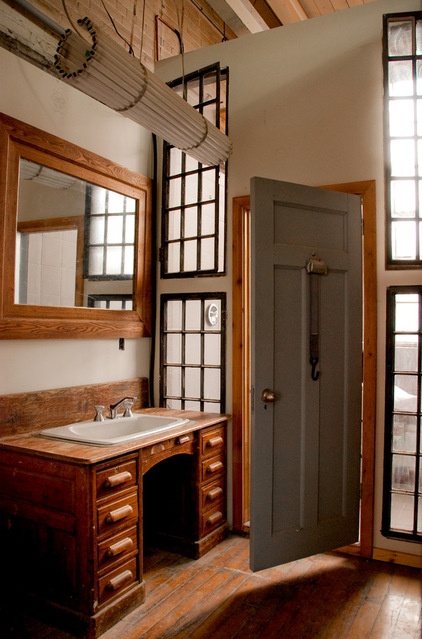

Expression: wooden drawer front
xmin=141 ymin=433 xmax=195 ymax=474
xmin=200 ymin=506 xmax=225 ymax=536
xmin=96 ymin=458 xmax=137 ymax=500
xmin=201 ymin=454 xmax=225 ymax=483
xmin=98 ymin=556 xmax=138 ymax=605
xmin=142 ymin=433 xmax=194 ymax=459
xmin=98 ymin=525 xmax=138 ymax=571
xmin=201 ymin=478 xmax=225 ymax=513
xmin=97 ymin=492 xmax=138 ymax=535
xmin=201 ymin=426 xmax=225 ymax=458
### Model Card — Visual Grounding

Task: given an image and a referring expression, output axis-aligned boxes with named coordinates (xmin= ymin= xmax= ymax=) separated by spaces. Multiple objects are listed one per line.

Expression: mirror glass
xmin=0 ymin=112 xmax=152 ymax=339
xmin=17 ymin=159 xmax=136 ymax=310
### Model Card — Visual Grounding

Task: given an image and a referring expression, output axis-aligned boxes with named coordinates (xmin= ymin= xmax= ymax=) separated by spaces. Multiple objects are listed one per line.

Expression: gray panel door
xmin=250 ymin=178 xmax=362 ymax=571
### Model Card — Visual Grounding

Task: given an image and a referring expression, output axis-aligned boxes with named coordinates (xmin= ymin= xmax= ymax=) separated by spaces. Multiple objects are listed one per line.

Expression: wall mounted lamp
xmin=54 ymin=17 xmax=233 ymax=166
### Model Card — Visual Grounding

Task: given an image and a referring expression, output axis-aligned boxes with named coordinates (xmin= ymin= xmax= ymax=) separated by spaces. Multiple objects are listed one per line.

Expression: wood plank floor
xmin=2 ymin=534 xmax=421 ymax=638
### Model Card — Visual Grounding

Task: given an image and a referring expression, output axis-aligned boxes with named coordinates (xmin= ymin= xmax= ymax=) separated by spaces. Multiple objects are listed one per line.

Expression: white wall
xmin=156 ymin=0 xmax=422 ymax=559
xmin=0 ymin=47 xmax=153 ymax=394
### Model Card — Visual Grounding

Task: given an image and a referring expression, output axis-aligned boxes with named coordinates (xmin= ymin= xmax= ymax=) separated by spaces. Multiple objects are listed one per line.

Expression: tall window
xmin=384 ymin=13 xmax=422 ymax=267
xmin=161 ymin=64 xmax=228 ymax=277
xmin=160 ymin=293 xmax=226 ymax=413
xmin=383 ymin=287 xmax=422 ymax=542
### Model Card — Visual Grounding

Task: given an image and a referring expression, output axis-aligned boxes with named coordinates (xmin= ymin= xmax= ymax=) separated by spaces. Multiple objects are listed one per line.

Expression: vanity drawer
xmin=200 ymin=426 xmax=225 ymax=458
xmin=201 ymin=478 xmax=225 ymax=512
xmin=201 ymin=454 xmax=225 ymax=483
xmin=96 ymin=458 xmax=137 ymax=500
xmin=142 ymin=433 xmax=194 ymax=458
xmin=98 ymin=525 xmax=138 ymax=570
xmin=200 ymin=506 xmax=225 ymax=536
xmin=97 ymin=491 xmax=138 ymax=535
xmin=98 ymin=556 xmax=138 ymax=605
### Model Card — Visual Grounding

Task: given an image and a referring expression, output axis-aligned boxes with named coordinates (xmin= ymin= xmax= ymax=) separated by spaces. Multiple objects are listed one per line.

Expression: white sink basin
xmin=39 ymin=413 xmax=190 ymax=446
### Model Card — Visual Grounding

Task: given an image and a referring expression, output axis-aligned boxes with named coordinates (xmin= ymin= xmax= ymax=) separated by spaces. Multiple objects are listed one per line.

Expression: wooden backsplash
xmin=0 ymin=377 xmax=149 ymax=436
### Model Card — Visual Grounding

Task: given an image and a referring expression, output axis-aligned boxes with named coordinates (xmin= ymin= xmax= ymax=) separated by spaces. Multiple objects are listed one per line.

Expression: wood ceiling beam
xmin=265 ymin=0 xmax=309 ymax=24
xmin=0 ymin=0 xmax=58 ymax=71
xmin=222 ymin=0 xmax=270 ymax=32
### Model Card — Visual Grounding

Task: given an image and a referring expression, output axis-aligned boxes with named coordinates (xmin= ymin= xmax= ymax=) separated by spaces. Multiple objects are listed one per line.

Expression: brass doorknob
xmin=261 ymin=388 xmax=277 ymax=403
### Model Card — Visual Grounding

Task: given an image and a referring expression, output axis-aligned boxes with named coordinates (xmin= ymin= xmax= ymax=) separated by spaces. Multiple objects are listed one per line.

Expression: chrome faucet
xmin=108 ymin=396 xmax=137 ymax=419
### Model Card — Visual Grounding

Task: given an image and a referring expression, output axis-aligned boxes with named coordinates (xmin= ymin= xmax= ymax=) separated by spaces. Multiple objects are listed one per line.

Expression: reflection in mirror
xmin=0 ymin=112 xmax=152 ymax=339
xmin=17 ymin=159 xmax=136 ymax=310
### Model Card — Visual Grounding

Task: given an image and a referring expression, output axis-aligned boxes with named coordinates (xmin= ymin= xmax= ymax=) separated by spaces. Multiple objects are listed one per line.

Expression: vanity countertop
xmin=0 ymin=407 xmax=229 ymax=464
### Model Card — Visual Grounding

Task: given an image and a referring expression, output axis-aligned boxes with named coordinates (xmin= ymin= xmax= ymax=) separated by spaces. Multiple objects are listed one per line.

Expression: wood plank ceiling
xmin=208 ymin=0 xmax=380 ymax=36
xmin=265 ymin=0 xmax=379 ymax=25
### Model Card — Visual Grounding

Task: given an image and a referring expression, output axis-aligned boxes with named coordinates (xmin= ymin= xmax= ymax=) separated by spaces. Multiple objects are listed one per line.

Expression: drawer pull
xmin=206 ymin=461 xmax=224 ymax=474
xmin=206 ymin=511 xmax=223 ymax=527
xmin=103 ymin=471 xmax=132 ymax=489
xmin=206 ymin=486 xmax=223 ymax=502
xmin=177 ymin=435 xmax=191 ymax=445
xmin=105 ymin=504 xmax=134 ymax=524
xmin=105 ymin=537 xmax=134 ymax=558
xmin=105 ymin=569 xmax=133 ymax=592
xmin=206 ymin=436 xmax=224 ymax=448
xmin=151 ymin=443 xmax=166 ymax=454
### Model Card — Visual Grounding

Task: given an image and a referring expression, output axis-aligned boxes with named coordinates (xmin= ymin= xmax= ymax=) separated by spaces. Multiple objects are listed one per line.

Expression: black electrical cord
xmin=148 ymin=133 xmax=158 ymax=408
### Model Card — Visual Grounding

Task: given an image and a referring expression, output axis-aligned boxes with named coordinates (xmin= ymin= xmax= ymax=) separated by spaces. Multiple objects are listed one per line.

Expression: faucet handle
xmin=123 ymin=398 xmax=136 ymax=418
xmin=94 ymin=405 xmax=105 ymax=422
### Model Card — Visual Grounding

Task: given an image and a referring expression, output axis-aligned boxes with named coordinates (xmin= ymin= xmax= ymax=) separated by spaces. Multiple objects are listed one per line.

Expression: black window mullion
xmin=181 ymin=299 xmax=187 ymax=406
xmin=200 ymin=299 xmax=205 ymax=408
xmin=197 ymin=170 xmax=203 ymax=271
xmin=413 ymin=51 xmax=420 ymax=262
xmin=103 ymin=193 xmax=109 ymax=275
xmin=215 ymin=66 xmax=221 ymax=129
xmin=416 ymin=295 xmax=422 ymax=532
xmin=214 ymin=168 xmax=219 ymax=271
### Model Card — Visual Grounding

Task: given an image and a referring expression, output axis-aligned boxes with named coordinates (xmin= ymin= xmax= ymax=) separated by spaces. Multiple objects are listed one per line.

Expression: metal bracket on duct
xmin=54 ymin=17 xmax=232 ymax=166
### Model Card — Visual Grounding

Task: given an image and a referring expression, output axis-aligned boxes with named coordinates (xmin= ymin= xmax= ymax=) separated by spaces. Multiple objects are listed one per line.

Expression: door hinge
xmin=158 ymin=246 xmax=164 ymax=263
xmin=251 ymin=386 xmax=255 ymax=414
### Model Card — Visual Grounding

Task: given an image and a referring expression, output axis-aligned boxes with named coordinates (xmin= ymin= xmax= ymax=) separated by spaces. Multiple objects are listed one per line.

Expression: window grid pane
xmin=161 ymin=65 xmax=228 ymax=278
xmin=85 ymin=185 xmax=136 ymax=280
xmin=87 ymin=294 xmax=132 ymax=309
xmin=383 ymin=286 xmax=422 ymax=542
xmin=384 ymin=13 xmax=422 ymax=267
xmin=160 ymin=293 xmax=226 ymax=413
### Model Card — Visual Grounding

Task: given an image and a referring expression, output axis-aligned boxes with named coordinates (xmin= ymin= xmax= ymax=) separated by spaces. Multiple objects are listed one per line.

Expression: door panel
xmin=250 ymin=178 xmax=362 ymax=571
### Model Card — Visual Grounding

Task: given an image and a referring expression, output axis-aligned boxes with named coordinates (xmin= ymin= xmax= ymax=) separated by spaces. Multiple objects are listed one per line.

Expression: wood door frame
xmin=232 ymin=180 xmax=377 ymax=558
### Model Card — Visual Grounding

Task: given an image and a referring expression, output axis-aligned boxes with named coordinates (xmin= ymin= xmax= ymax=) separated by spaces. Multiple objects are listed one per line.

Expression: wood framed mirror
xmin=0 ymin=113 xmax=152 ymax=339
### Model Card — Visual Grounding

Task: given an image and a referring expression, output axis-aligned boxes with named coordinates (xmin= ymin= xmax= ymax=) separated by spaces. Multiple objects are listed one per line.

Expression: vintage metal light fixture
xmin=54 ymin=18 xmax=232 ymax=166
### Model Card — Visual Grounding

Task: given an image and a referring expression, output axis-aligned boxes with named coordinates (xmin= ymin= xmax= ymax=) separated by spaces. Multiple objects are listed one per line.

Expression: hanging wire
xmin=174 ymin=0 xmax=185 ymax=86
xmin=99 ymin=0 xmax=134 ymax=54
xmin=139 ymin=0 xmax=146 ymax=63
xmin=128 ymin=0 xmax=138 ymax=58
xmin=61 ymin=0 xmax=86 ymax=39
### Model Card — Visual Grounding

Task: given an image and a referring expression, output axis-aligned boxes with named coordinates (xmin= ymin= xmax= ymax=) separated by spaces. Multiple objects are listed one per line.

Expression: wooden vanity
xmin=0 ymin=407 xmax=228 ymax=638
